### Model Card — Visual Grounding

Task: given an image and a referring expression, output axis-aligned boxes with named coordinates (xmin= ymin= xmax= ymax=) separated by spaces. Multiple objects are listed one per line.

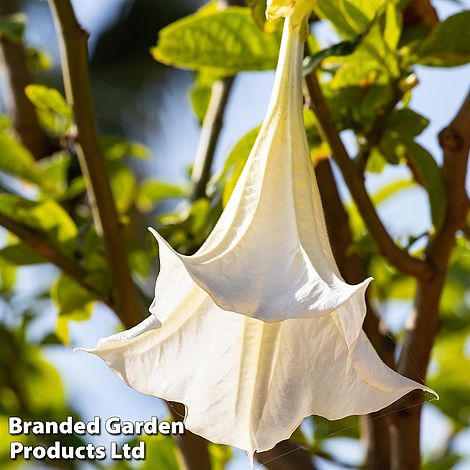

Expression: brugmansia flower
xmin=84 ymin=0 xmax=436 ymax=461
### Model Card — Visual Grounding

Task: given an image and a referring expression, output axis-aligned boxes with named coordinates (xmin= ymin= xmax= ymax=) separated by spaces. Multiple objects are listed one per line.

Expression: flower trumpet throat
xmin=84 ymin=12 xmax=437 ymax=461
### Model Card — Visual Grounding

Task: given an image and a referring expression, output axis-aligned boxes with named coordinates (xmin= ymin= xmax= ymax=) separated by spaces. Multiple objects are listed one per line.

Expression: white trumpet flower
xmin=85 ymin=2 xmax=436 ymax=461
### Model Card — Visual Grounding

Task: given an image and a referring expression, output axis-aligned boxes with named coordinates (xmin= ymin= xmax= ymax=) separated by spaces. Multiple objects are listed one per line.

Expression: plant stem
xmin=47 ymin=2 xmax=212 ymax=468
xmin=315 ymin=159 xmax=394 ymax=470
xmin=48 ymin=0 xmax=142 ymax=329
xmin=191 ymin=76 xmax=234 ymax=200
xmin=305 ymin=70 xmax=432 ymax=280
xmin=391 ymin=90 xmax=470 ymax=470
xmin=0 ymin=0 xmax=52 ymax=159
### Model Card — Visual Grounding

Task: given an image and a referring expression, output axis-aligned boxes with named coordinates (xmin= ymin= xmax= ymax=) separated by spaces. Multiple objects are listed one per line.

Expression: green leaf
xmin=151 ymin=7 xmax=281 ymax=75
xmin=65 ymin=176 xmax=86 ymax=200
xmin=209 ymin=443 xmax=232 ymax=470
xmin=304 ymin=34 xmax=363 ymax=73
xmin=0 ymin=115 xmax=11 ymax=131
xmin=190 ymin=83 xmax=212 ymax=124
xmin=137 ymin=180 xmax=188 ymax=212
xmin=428 ymin=328 xmax=470 ymax=427
xmin=137 ymin=434 xmax=179 ymax=470
xmin=0 ymin=131 xmax=38 ymax=180
xmin=322 ymin=12 xmax=403 ymax=130
xmin=22 ymin=351 xmax=66 ymax=412
xmin=304 ymin=109 xmax=331 ymax=163
xmin=365 ymin=108 xmax=430 ymax=173
xmin=128 ymin=243 xmax=151 ymax=278
xmin=106 ymin=160 xmax=137 ymax=214
xmin=313 ymin=415 xmax=359 ymax=441
xmin=329 ymin=20 xmax=400 ymax=89
xmin=383 ymin=3 xmax=401 ymax=51
xmin=373 ymin=179 xmax=417 ymax=206
xmin=189 ymin=73 xmax=219 ymax=124
xmin=51 ymin=275 xmax=96 ymax=345
xmin=385 ymin=108 xmax=429 ymax=138
xmin=314 ymin=0 xmax=385 ymax=38
xmin=405 ymin=142 xmax=446 ymax=232
xmin=416 ymin=11 xmax=470 ymax=67
xmin=246 ymin=0 xmax=281 ymax=33
xmin=423 ymin=453 xmax=461 ymax=470
xmin=25 ymin=47 xmax=53 ymax=71
xmin=101 ymin=137 xmax=149 ymax=160
xmin=0 ymin=194 xmax=78 ymax=256
xmin=247 ymin=0 xmax=267 ymax=30
xmin=369 ymin=257 xmax=416 ymax=300
xmin=187 ymin=199 xmax=211 ymax=235
xmin=25 ymin=85 xmax=73 ymax=136
xmin=0 ymin=13 xmax=26 ymax=43
xmin=0 ymin=243 xmax=43 ymax=266
xmin=215 ymin=126 xmax=260 ymax=206
xmin=0 ymin=325 xmax=66 ymax=412
xmin=0 ymin=134 xmax=69 ymax=196
xmin=36 ymin=152 xmax=71 ymax=197
xmin=157 ymin=198 xmax=221 ymax=254
xmin=366 ymin=147 xmax=387 ymax=173
xmin=0 ymin=262 xmax=16 ymax=293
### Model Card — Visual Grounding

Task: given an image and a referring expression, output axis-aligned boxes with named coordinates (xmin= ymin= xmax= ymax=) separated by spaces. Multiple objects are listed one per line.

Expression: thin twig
xmin=0 ymin=212 xmax=109 ymax=302
xmin=305 ymin=70 xmax=432 ymax=280
xmin=48 ymin=0 xmax=142 ymax=329
xmin=191 ymin=77 xmax=234 ymax=200
xmin=0 ymin=0 xmax=52 ymax=159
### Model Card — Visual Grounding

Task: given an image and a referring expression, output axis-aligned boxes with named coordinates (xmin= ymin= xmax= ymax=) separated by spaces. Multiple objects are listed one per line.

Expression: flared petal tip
xmin=73 ymin=346 xmax=103 ymax=357
xmin=148 ymin=227 xmax=174 ymax=251
xmin=350 ymin=275 xmax=373 ymax=298
xmin=421 ymin=385 xmax=439 ymax=401
xmin=74 ymin=315 xmax=162 ymax=356
xmin=148 ymin=226 xmax=159 ymax=240
xmin=148 ymin=226 xmax=179 ymax=260
xmin=73 ymin=347 xmax=90 ymax=353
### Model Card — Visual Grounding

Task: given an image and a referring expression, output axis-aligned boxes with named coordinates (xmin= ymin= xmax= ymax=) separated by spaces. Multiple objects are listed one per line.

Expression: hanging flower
xmin=84 ymin=1 xmax=436 ymax=461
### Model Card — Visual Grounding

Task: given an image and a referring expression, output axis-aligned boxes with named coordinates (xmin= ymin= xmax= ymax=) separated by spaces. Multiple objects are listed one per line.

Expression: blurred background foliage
xmin=0 ymin=0 xmax=469 ymax=469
